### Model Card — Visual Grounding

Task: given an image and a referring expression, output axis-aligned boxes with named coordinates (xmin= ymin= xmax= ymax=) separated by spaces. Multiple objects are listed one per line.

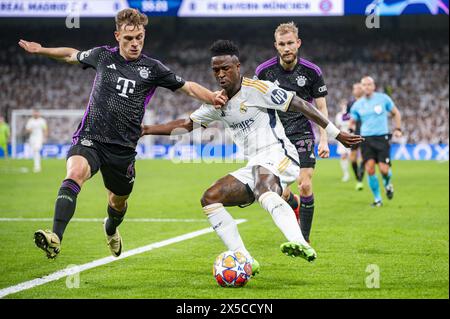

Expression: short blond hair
xmin=274 ymin=22 xmax=299 ymax=39
xmin=115 ymin=8 xmax=148 ymax=31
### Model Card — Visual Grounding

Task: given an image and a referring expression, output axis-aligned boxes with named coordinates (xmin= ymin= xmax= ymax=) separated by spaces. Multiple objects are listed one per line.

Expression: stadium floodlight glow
xmin=365 ymin=0 xmax=449 ymax=16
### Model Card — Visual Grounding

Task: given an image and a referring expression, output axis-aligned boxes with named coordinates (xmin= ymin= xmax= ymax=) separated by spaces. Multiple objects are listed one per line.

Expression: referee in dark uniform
xmin=255 ymin=22 xmax=330 ymax=243
xmin=19 ymin=8 xmax=227 ymax=259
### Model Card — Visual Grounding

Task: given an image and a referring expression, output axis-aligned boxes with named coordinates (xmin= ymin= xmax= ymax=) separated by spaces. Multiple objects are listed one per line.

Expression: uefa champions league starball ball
xmin=213 ymin=251 xmax=252 ymax=287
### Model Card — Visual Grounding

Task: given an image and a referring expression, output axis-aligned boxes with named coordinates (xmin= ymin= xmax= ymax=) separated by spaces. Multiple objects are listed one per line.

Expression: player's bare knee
xmin=201 ymin=188 xmax=222 ymax=207
xmin=109 ymin=197 xmax=127 ymax=212
xmin=299 ymin=181 xmax=312 ymax=196
xmin=65 ymin=168 xmax=88 ymax=186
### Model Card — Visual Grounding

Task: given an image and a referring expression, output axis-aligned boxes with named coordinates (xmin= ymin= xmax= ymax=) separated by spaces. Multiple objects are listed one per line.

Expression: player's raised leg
xmin=254 ymin=166 xmax=316 ymax=262
xmin=365 ymin=159 xmax=383 ymax=207
xmin=201 ymin=174 xmax=260 ymax=275
xmin=34 ymin=155 xmax=91 ymax=258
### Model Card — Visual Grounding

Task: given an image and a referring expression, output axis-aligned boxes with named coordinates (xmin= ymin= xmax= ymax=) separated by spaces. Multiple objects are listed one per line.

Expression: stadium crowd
xmin=1 ymin=23 xmax=448 ymax=145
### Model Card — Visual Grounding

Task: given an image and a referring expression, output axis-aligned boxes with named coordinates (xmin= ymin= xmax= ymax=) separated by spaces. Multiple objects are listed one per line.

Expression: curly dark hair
xmin=210 ymin=40 xmax=240 ymax=58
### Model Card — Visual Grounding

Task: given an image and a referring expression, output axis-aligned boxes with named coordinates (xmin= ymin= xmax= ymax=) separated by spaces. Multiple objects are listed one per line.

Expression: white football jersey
xmin=26 ymin=117 xmax=47 ymax=142
xmin=335 ymin=111 xmax=351 ymax=133
xmin=190 ymin=77 xmax=298 ymax=160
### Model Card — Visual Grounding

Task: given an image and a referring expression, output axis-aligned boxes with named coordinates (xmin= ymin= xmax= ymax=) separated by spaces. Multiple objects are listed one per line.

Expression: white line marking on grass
xmin=0 ymin=219 xmax=247 ymax=299
xmin=0 ymin=218 xmax=208 ymax=223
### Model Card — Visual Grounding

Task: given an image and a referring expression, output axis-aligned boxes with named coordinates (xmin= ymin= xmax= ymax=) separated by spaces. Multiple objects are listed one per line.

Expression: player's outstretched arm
xmin=18 ymin=39 xmax=79 ymax=64
xmin=142 ymin=119 xmax=194 ymax=136
xmin=288 ymin=96 xmax=364 ymax=148
xmin=179 ymin=82 xmax=227 ymax=107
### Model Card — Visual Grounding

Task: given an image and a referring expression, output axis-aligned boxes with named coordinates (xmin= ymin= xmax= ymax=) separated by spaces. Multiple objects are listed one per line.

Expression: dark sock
xmin=286 ymin=192 xmax=299 ymax=210
xmin=351 ymin=162 xmax=359 ymax=180
xmin=105 ymin=204 xmax=127 ymax=236
xmin=53 ymin=179 xmax=81 ymax=241
xmin=358 ymin=162 xmax=365 ymax=182
xmin=300 ymin=194 xmax=314 ymax=242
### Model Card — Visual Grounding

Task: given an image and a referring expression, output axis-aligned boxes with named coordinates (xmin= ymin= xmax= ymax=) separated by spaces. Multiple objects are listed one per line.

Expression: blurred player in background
xmin=142 ymin=40 xmax=363 ymax=272
xmin=19 ymin=8 xmax=227 ymax=259
xmin=0 ymin=116 xmax=10 ymax=159
xmin=335 ymin=100 xmax=352 ymax=182
xmin=350 ymin=76 xmax=402 ymax=207
xmin=348 ymin=82 xmax=365 ymax=190
xmin=25 ymin=109 xmax=48 ymax=172
xmin=255 ymin=22 xmax=329 ymax=243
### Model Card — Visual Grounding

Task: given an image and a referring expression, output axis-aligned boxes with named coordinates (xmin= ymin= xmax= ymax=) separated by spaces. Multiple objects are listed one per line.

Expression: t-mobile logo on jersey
xmin=116 ymin=77 xmax=136 ymax=98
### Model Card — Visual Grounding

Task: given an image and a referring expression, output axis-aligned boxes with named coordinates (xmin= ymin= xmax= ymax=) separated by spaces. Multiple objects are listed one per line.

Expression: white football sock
xmin=258 ymin=191 xmax=309 ymax=246
xmin=33 ymin=150 xmax=41 ymax=171
xmin=203 ymin=203 xmax=250 ymax=257
xmin=340 ymin=157 xmax=349 ymax=179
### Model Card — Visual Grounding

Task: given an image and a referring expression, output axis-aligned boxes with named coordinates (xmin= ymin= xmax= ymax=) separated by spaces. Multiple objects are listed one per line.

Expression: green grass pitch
xmin=0 ymin=158 xmax=448 ymax=299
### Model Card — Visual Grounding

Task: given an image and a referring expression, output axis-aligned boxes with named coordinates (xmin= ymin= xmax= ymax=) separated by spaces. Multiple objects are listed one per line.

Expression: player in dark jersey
xmin=348 ymin=82 xmax=366 ymax=191
xmin=255 ymin=22 xmax=329 ymax=243
xmin=18 ymin=8 xmax=227 ymax=259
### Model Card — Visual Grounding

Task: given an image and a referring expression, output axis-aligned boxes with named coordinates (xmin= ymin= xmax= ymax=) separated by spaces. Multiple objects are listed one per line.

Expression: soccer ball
xmin=213 ymin=250 xmax=252 ymax=287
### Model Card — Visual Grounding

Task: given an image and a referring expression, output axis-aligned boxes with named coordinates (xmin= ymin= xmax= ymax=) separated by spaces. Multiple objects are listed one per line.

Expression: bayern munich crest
xmin=138 ymin=67 xmax=150 ymax=79
xmin=296 ymin=76 xmax=307 ymax=87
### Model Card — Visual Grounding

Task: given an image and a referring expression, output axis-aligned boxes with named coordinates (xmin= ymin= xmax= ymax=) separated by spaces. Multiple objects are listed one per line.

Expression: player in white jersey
xmin=25 ymin=109 xmax=48 ymax=172
xmin=335 ymin=100 xmax=352 ymax=182
xmin=142 ymin=40 xmax=362 ymax=273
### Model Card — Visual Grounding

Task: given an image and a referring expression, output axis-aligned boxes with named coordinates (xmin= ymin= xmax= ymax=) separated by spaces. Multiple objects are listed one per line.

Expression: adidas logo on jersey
xmin=107 ymin=64 xmax=116 ymax=70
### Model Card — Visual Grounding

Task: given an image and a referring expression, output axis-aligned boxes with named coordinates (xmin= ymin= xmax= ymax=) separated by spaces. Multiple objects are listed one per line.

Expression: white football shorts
xmin=230 ymin=146 xmax=300 ymax=191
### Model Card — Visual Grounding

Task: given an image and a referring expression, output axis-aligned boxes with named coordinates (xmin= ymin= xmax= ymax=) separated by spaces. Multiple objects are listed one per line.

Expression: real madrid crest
xmin=138 ymin=66 xmax=150 ymax=79
xmin=296 ymin=75 xmax=307 ymax=87
xmin=240 ymin=102 xmax=248 ymax=113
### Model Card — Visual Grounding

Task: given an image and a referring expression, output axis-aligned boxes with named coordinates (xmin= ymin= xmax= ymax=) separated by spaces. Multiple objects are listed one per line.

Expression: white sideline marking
xmin=0 ymin=218 xmax=208 ymax=223
xmin=0 ymin=219 xmax=247 ymax=299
